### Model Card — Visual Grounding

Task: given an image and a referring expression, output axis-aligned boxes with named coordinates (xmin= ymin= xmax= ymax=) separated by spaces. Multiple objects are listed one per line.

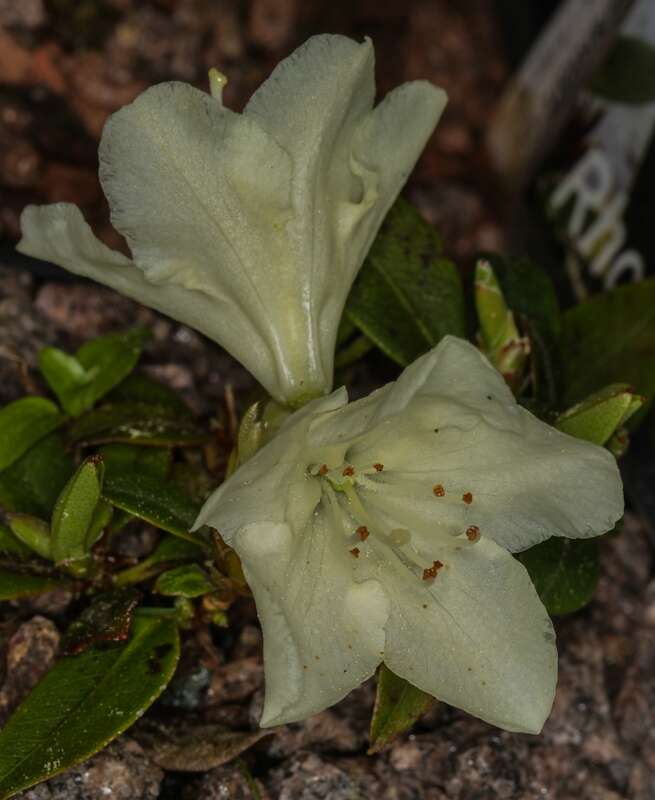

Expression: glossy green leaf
xmin=69 ymin=402 xmax=209 ymax=448
xmin=0 ymin=433 xmax=74 ymax=517
xmin=0 ymin=568 xmax=67 ymax=601
xmin=7 ymin=514 xmax=51 ymax=560
xmin=0 ymin=523 xmax=33 ymax=558
xmin=39 ymin=329 xmax=149 ymax=418
xmin=0 ymin=615 xmax=179 ymax=799
xmin=61 ymin=588 xmax=140 ymax=655
xmin=590 ymin=35 xmax=655 ymax=105
xmin=114 ymin=535 xmax=204 ymax=587
xmin=51 ymin=457 xmax=104 ymax=566
xmin=0 ymin=397 xmax=66 ymax=472
xmin=102 ymin=472 xmax=204 ymax=544
xmin=154 ymin=564 xmax=214 ymax=598
xmin=369 ymin=664 xmax=435 ymax=753
xmin=99 ymin=443 xmax=172 ymax=482
xmin=107 ymin=372 xmax=192 ymax=416
xmin=519 ymin=538 xmax=600 ymax=616
xmin=345 ymin=199 xmax=466 ymax=366
xmin=559 ymin=280 xmax=655 ymax=413
xmin=555 ymin=383 xmax=644 ymax=445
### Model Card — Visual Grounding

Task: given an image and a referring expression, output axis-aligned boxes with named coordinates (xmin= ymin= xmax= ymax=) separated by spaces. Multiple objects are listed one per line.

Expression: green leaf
xmin=589 ymin=35 xmax=655 ymax=105
xmin=102 ymin=471 xmax=204 ymax=544
xmin=0 ymin=615 xmax=179 ymax=799
xmin=99 ymin=443 xmax=172 ymax=482
xmin=68 ymin=402 xmax=209 ymax=448
xmin=154 ymin=564 xmax=214 ymax=598
xmin=0 ymin=398 xmax=66 ymax=472
xmin=107 ymin=372 xmax=192 ymax=416
xmin=61 ymin=588 xmax=141 ymax=655
xmin=114 ymin=535 xmax=204 ymax=587
xmin=40 ymin=329 xmax=149 ymax=417
xmin=0 ymin=523 xmax=33 ymax=558
xmin=519 ymin=537 xmax=600 ymax=616
xmin=0 ymin=433 xmax=74 ymax=517
xmin=345 ymin=199 xmax=466 ymax=366
xmin=559 ymin=280 xmax=655 ymax=413
xmin=6 ymin=514 xmax=51 ymax=560
xmin=369 ymin=664 xmax=435 ymax=753
xmin=0 ymin=568 xmax=67 ymax=601
xmin=51 ymin=456 xmax=104 ymax=567
xmin=555 ymin=383 xmax=644 ymax=445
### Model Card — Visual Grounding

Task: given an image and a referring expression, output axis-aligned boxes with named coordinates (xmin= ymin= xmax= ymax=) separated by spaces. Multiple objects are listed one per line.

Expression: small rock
xmin=183 ymin=764 xmax=269 ymax=800
xmin=0 ymin=616 xmax=59 ymax=725
xmin=208 ymin=656 xmax=264 ymax=704
xmin=266 ymin=751 xmax=365 ymax=800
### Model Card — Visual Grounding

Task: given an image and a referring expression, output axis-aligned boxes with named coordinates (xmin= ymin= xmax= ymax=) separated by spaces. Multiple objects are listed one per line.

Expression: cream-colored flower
xmin=194 ymin=336 xmax=623 ymax=733
xmin=17 ymin=35 xmax=446 ymax=405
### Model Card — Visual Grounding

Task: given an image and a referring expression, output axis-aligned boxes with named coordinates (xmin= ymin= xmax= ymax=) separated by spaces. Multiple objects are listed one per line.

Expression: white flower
xmin=17 ymin=35 xmax=446 ymax=405
xmin=194 ymin=336 xmax=623 ymax=733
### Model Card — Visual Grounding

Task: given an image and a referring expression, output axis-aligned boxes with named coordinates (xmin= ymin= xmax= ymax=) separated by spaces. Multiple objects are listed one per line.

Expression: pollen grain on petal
xmin=356 ymin=525 xmax=370 ymax=541
xmin=422 ymin=560 xmax=444 ymax=580
xmin=350 ymin=547 xmax=360 ymax=558
xmin=342 ymin=465 xmax=355 ymax=477
xmin=433 ymin=484 xmax=445 ymax=497
xmin=462 ymin=491 xmax=473 ymax=504
xmin=466 ymin=525 xmax=481 ymax=542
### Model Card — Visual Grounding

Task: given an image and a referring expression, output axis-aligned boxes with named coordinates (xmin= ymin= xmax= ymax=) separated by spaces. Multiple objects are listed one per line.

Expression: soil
xmin=1 ymin=2 xmax=654 ymax=799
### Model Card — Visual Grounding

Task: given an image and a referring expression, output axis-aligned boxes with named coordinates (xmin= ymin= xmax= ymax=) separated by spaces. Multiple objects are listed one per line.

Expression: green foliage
xmin=369 ymin=664 xmax=435 ymax=753
xmin=0 ymin=398 xmax=66 ymax=471
xmin=344 ymin=198 xmax=467 ymax=366
xmin=559 ymin=280 xmax=655 ymax=411
xmin=519 ymin=538 xmax=600 ymax=616
xmin=38 ymin=329 xmax=148 ymax=417
xmin=589 ymin=35 xmax=655 ymax=105
xmin=0 ymin=568 xmax=68 ymax=601
xmin=555 ymin=384 xmax=644 ymax=445
xmin=0 ymin=616 xmax=179 ymax=799
xmin=6 ymin=514 xmax=52 ymax=560
xmin=154 ymin=564 xmax=215 ymax=598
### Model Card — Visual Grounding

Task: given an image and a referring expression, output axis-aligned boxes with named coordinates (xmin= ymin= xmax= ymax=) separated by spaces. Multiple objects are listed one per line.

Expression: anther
xmin=350 ymin=547 xmax=360 ymax=558
xmin=318 ymin=464 xmax=328 ymax=476
xmin=433 ymin=484 xmax=445 ymax=497
xmin=342 ymin=465 xmax=355 ymax=477
xmin=466 ymin=525 xmax=480 ymax=542
xmin=422 ymin=560 xmax=444 ymax=580
xmin=373 ymin=463 xmax=384 ymax=472
xmin=356 ymin=526 xmax=369 ymax=541
xmin=462 ymin=492 xmax=473 ymax=504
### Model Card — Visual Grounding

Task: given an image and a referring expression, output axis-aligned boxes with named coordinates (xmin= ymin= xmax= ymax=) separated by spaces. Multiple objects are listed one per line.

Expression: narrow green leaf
xmin=555 ymin=383 xmax=644 ymax=445
xmin=0 ymin=615 xmax=179 ymax=799
xmin=99 ymin=443 xmax=172 ymax=482
xmin=369 ymin=664 xmax=435 ymax=753
xmin=69 ymin=402 xmax=209 ymax=448
xmin=0 ymin=433 xmax=74 ymax=517
xmin=0 ymin=523 xmax=33 ymax=558
xmin=7 ymin=514 xmax=52 ymax=560
xmin=38 ymin=348 xmax=95 ymax=417
xmin=559 ymin=280 xmax=655 ymax=415
xmin=0 ymin=398 xmax=65 ymax=471
xmin=345 ymin=199 xmax=466 ymax=366
xmin=51 ymin=457 xmax=104 ymax=566
xmin=589 ymin=35 xmax=655 ymax=105
xmin=102 ymin=472 xmax=203 ymax=544
xmin=113 ymin=535 xmax=204 ymax=587
xmin=519 ymin=538 xmax=600 ymax=616
xmin=0 ymin=568 xmax=67 ymax=601
xmin=107 ymin=372 xmax=192 ymax=416
xmin=154 ymin=564 xmax=214 ymax=598
xmin=85 ymin=499 xmax=114 ymax=550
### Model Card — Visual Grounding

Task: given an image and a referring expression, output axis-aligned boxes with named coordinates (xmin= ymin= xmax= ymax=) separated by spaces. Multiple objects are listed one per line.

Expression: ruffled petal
xmin=329 ymin=338 xmax=624 ymax=551
xmin=379 ymin=534 xmax=557 ymax=733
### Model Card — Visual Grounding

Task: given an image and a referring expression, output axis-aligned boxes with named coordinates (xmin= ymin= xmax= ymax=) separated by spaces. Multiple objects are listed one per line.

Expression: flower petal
xmin=379 ymin=534 xmax=557 ymax=733
xmin=345 ymin=338 xmax=624 ymax=551
xmin=235 ymin=511 xmax=390 ymax=727
xmin=17 ymin=203 xmax=280 ymax=396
